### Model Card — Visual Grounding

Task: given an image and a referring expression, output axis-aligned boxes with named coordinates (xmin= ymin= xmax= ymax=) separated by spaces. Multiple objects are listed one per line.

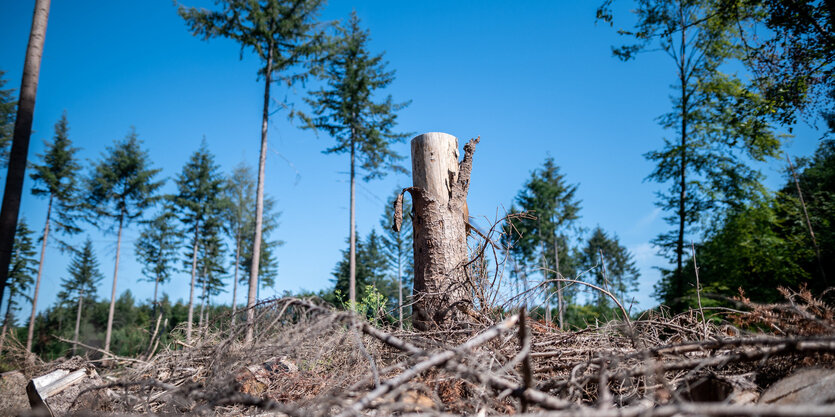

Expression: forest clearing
xmin=0 ymin=0 xmax=834 ymax=415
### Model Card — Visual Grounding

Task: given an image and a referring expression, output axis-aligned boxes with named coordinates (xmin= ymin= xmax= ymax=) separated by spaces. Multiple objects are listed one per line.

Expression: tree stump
xmin=393 ymin=132 xmax=479 ymax=330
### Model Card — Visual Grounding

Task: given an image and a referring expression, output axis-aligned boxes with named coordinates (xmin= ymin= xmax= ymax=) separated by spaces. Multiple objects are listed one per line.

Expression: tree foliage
xmin=0 ymin=69 xmax=15 ymax=168
xmin=135 ymin=204 xmax=182 ymax=309
xmin=577 ymin=227 xmax=640 ymax=313
xmin=3 ymin=219 xmax=36 ymax=328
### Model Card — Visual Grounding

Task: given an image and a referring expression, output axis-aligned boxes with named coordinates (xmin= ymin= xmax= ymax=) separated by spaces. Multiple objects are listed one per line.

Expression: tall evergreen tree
xmin=194 ymin=220 xmax=226 ymax=328
xmin=222 ymin=161 xmax=254 ymax=327
xmin=599 ymin=0 xmax=780 ymax=308
xmin=179 ymin=0 xmax=327 ymax=344
xmin=301 ymin=12 xmax=409 ymax=307
xmin=0 ymin=219 xmax=36 ymax=354
xmin=380 ymin=189 xmax=413 ymax=329
xmin=238 ymin=193 xmax=281 ymax=295
xmin=0 ymin=69 xmax=16 ymax=168
xmin=27 ymin=113 xmax=82 ymax=352
xmin=59 ymin=238 xmax=103 ymax=355
xmin=0 ymin=0 xmax=50 ymax=317
xmin=173 ymin=140 xmax=225 ymax=341
xmin=85 ymin=128 xmax=162 ymax=353
xmin=511 ymin=157 xmax=581 ymax=329
xmin=577 ymin=227 xmax=640 ymax=314
xmin=135 ymin=203 xmax=181 ymax=318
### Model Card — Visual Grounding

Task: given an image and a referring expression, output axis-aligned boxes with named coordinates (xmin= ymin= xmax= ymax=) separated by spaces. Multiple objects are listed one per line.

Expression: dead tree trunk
xmin=393 ymin=133 xmax=479 ymax=330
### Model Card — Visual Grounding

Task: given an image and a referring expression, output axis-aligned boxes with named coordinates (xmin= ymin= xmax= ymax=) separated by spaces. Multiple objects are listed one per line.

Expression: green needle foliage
xmin=59 ymin=237 xmax=103 ymax=354
xmin=510 ymin=157 xmax=582 ymax=328
xmin=30 ymin=112 xmax=83 ymax=250
xmin=0 ymin=218 xmax=36 ymax=353
xmin=85 ymin=128 xmax=163 ymax=353
xmin=301 ymin=12 xmax=409 ymax=306
xmin=577 ymin=227 xmax=640 ymax=315
xmin=600 ymin=0 xmax=780 ymax=309
xmin=0 ymin=69 xmax=15 ymax=168
xmin=174 ymin=140 xmax=225 ymax=340
xmin=135 ymin=203 xmax=182 ymax=314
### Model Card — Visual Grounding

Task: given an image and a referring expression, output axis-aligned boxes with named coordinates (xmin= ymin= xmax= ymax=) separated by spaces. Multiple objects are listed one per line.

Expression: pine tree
xmin=511 ymin=157 xmax=581 ymax=329
xmin=380 ymin=189 xmax=413 ymax=329
xmin=0 ymin=219 xmax=36 ymax=354
xmin=85 ymin=128 xmax=162 ymax=353
xmin=60 ymin=238 xmax=103 ymax=355
xmin=173 ymin=140 xmax=225 ymax=341
xmin=0 ymin=69 xmax=16 ymax=168
xmin=179 ymin=0 xmax=326 ymax=344
xmin=599 ymin=0 xmax=780 ymax=308
xmin=222 ymin=161 xmax=254 ymax=327
xmin=135 ymin=203 xmax=181 ymax=318
xmin=26 ymin=113 xmax=82 ymax=352
xmin=577 ymin=227 xmax=640 ymax=316
xmin=301 ymin=12 xmax=409 ymax=307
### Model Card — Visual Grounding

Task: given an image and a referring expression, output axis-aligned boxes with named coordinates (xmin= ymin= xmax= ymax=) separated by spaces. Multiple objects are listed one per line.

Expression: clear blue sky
xmin=0 ymin=1 xmax=825 ymax=319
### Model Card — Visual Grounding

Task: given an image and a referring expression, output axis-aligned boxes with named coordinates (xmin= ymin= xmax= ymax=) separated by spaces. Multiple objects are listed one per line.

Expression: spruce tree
xmin=332 ymin=229 xmax=390 ymax=308
xmin=0 ymin=219 xmax=36 ymax=354
xmin=380 ymin=189 xmax=413 ymax=329
xmin=511 ymin=157 xmax=581 ymax=329
xmin=179 ymin=0 xmax=326 ymax=344
xmin=194 ymin=220 xmax=226 ymax=328
xmin=222 ymin=161 xmax=254 ymax=327
xmin=173 ymin=140 xmax=225 ymax=341
xmin=0 ymin=69 xmax=15 ymax=168
xmin=27 ymin=113 xmax=82 ymax=352
xmin=301 ymin=12 xmax=409 ymax=307
xmin=85 ymin=128 xmax=162 ymax=353
xmin=60 ymin=238 xmax=103 ymax=355
xmin=600 ymin=0 xmax=780 ymax=308
xmin=135 ymin=203 xmax=181 ymax=318
xmin=577 ymin=227 xmax=640 ymax=315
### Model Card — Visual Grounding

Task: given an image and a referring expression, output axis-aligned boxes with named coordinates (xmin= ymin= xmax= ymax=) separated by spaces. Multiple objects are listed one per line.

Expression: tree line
xmin=0 ymin=0 xmax=832 ymax=360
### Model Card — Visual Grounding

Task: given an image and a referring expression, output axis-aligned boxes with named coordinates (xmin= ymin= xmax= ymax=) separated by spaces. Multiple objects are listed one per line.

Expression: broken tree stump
xmin=393 ymin=132 xmax=479 ymax=330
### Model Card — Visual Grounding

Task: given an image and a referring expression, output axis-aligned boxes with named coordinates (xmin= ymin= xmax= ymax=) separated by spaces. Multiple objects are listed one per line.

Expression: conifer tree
xmin=85 ymin=128 xmax=162 ymax=353
xmin=599 ymin=0 xmax=780 ymax=308
xmin=179 ymin=0 xmax=326 ymax=344
xmin=577 ymin=227 xmax=640 ymax=315
xmin=195 ymin=221 xmax=226 ymax=328
xmin=27 ymin=113 xmax=82 ymax=352
xmin=380 ymin=189 xmax=413 ymax=329
xmin=302 ymin=12 xmax=409 ymax=307
xmin=60 ymin=238 xmax=102 ymax=355
xmin=512 ymin=157 xmax=581 ymax=329
xmin=222 ymin=161 xmax=254 ymax=327
xmin=0 ymin=219 xmax=36 ymax=354
xmin=0 ymin=69 xmax=15 ymax=168
xmin=173 ymin=140 xmax=224 ymax=341
xmin=238 ymin=194 xmax=280 ymax=294
xmin=135 ymin=203 xmax=181 ymax=318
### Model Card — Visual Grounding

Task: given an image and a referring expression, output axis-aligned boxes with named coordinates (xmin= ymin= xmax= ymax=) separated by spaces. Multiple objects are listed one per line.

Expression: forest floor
xmin=2 ymin=287 xmax=835 ymax=416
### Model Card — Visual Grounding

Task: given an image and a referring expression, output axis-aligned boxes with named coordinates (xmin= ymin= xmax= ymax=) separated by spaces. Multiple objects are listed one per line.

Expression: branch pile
xmin=42 ymin=289 xmax=835 ymax=416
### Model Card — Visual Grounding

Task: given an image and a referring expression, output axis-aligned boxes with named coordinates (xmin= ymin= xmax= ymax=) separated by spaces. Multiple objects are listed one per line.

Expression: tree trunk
xmin=394 ymin=133 xmax=479 ymax=330
xmin=247 ymin=44 xmax=273 ymax=345
xmin=199 ymin=259 xmax=207 ymax=330
xmin=231 ymin=229 xmax=240 ymax=328
xmin=103 ymin=211 xmax=124 ymax=353
xmin=73 ymin=289 xmax=82 ymax=356
xmin=27 ymin=195 xmax=51 ymax=352
xmin=187 ymin=224 xmax=199 ymax=341
xmin=349 ymin=133 xmax=357 ymax=308
xmin=397 ymin=249 xmax=403 ymax=330
xmin=540 ymin=239 xmax=551 ymax=326
xmin=554 ymin=231 xmax=564 ymax=330
xmin=786 ymin=153 xmax=827 ymax=283
xmin=675 ymin=5 xmax=689 ymax=302
xmin=152 ymin=275 xmax=159 ymax=320
xmin=0 ymin=290 xmax=14 ymax=354
xmin=0 ymin=0 xmax=50 ymax=315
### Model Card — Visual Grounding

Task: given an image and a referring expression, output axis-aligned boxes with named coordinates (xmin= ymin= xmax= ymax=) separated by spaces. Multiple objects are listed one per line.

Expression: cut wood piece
xmin=26 ymin=367 xmax=104 ymax=416
xmin=398 ymin=133 xmax=479 ymax=330
xmin=760 ymin=367 xmax=835 ymax=405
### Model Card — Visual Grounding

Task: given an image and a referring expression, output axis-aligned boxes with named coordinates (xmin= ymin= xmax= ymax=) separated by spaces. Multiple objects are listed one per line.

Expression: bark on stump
xmin=393 ymin=132 xmax=479 ymax=330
